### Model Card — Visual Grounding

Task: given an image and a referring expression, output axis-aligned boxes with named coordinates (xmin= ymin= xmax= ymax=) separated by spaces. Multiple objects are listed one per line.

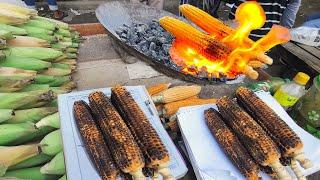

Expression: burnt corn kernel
xmin=204 ymin=108 xmax=259 ymax=180
xmin=73 ymin=100 xmax=118 ymax=180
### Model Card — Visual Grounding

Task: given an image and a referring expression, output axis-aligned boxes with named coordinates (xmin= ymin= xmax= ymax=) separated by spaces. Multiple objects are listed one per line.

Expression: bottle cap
xmin=293 ymin=72 xmax=310 ymax=85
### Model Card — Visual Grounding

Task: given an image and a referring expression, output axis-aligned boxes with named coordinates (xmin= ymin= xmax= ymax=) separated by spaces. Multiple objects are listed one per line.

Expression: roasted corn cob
xmin=111 ymin=86 xmax=173 ymax=180
xmin=217 ymin=96 xmax=290 ymax=179
xmin=88 ymin=92 xmax=145 ymax=179
xmin=204 ymin=108 xmax=259 ymax=180
xmin=236 ymin=87 xmax=312 ymax=169
xmin=73 ymin=100 xmax=118 ymax=180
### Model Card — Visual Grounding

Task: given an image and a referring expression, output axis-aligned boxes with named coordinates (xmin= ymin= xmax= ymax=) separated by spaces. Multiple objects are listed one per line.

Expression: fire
xmin=159 ymin=2 xmax=291 ymax=80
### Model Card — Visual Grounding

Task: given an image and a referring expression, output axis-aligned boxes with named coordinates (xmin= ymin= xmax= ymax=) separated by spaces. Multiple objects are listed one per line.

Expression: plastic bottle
xmin=246 ymin=77 xmax=290 ymax=94
xmin=274 ymin=72 xmax=310 ymax=109
xmin=290 ymin=75 xmax=320 ymax=139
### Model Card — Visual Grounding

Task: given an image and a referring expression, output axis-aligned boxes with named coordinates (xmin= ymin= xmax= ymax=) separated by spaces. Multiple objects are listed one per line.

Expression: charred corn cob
xmin=217 ymin=96 xmax=290 ymax=179
xmin=152 ymin=85 xmax=201 ymax=104
xmin=147 ymin=83 xmax=171 ymax=96
xmin=236 ymin=87 xmax=312 ymax=169
xmin=204 ymin=108 xmax=259 ymax=180
xmin=88 ymin=92 xmax=145 ymax=179
xmin=111 ymin=86 xmax=173 ymax=180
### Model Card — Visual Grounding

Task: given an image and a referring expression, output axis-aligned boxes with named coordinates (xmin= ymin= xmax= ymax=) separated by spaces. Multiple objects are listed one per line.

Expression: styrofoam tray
xmin=177 ymin=91 xmax=320 ymax=180
xmin=58 ymin=86 xmax=188 ymax=180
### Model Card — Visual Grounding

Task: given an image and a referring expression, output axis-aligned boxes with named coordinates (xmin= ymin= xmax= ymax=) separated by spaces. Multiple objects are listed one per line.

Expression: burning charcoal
xmin=136 ymin=24 xmax=148 ymax=33
xmin=158 ymin=37 xmax=167 ymax=44
xmin=145 ymin=36 xmax=156 ymax=42
xmin=198 ymin=67 xmax=208 ymax=78
xmin=149 ymin=42 xmax=156 ymax=50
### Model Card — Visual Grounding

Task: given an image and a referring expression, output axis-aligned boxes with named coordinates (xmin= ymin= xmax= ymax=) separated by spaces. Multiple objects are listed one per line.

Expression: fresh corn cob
xmin=59 ymin=174 xmax=67 ymax=180
xmin=12 ymin=126 xmax=55 ymax=146
xmin=4 ymin=47 xmax=63 ymax=61
xmin=0 ymin=3 xmax=37 ymax=17
xmin=51 ymin=42 xmax=68 ymax=50
xmin=52 ymin=63 xmax=73 ymax=70
xmin=0 ymin=50 xmax=5 ymax=60
xmin=58 ymin=59 xmax=77 ymax=65
xmin=66 ymin=47 xmax=78 ymax=53
xmin=62 ymin=37 xmax=72 ymax=42
xmin=4 ymin=166 xmax=60 ymax=180
xmin=4 ymin=107 xmax=57 ymax=124
xmin=56 ymin=28 xmax=71 ymax=37
xmin=0 ymin=56 xmax=52 ymax=71
xmin=59 ymin=81 xmax=76 ymax=91
xmin=66 ymin=53 xmax=77 ymax=59
xmin=50 ymin=87 xmax=70 ymax=95
xmin=19 ymin=84 xmax=50 ymax=92
xmin=17 ymin=25 xmax=53 ymax=35
xmin=25 ymin=19 xmax=57 ymax=31
xmin=0 ymin=144 xmax=40 ymax=176
xmin=0 ymin=109 xmax=13 ymax=123
xmin=71 ymin=42 xmax=79 ymax=48
xmin=8 ymin=154 xmax=53 ymax=171
xmin=88 ymin=92 xmax=145 ymax=179
xmin=73 ymin=100 xmax=118 ymax=180
xmin=204 ymin=108 xmax=259 ymax=179
xmin=147 ymin=83 xmax=171 ymax=96
xmin=159 ymin=16 xmax=232 ymax=60
xmin=111 ymin=86 xmax=173 ymax=179
xmin=0 ymin=24 xmax=27 ymax=35
xmin=35 ymin=75 xmax=71 ymax=86
xmin=0 ymin=9 xmax=29 ymax=25
xmin=39 ymin=67 xmax=72 ymax=76
xmin=27 ymin=32 xmax=58 ymax=43
xmin=7 ymin=36 xmax=51 ymax=47
xmin=40 ymin=151 xmax=65 ymax=175
xmin=0 ymin=122 xmax=38 ymax=146
xmin=0 ymin=90 xmax=54 ymax=109
xmin=217 ymin=96 xmax=290 ymax=179
xmin=40 ymin=130 xmax=62 ymax=156
xmin=34 ymin=16 xmax=69 ymax=30
xmin=0 ymin=67 xmax=36 ymax=88
xmin=152 ymin=85 xmax=201 ymax=103
xmin=48 ymin=99 xmax=58 ymax=107
xmin=53 ymin=54 xmax=68 ymax=62
xmin=235 ymin=87 xmax=312 ymax=169
xmin=0 ymin=29 xmax=14 ymax=40
xmin=0 ymin=39 xmax=6 ymax=49
xmin=163 ymin=97 xmax=216 ymax=117
xmin=36 ymin=112 xmax=60 ymax=129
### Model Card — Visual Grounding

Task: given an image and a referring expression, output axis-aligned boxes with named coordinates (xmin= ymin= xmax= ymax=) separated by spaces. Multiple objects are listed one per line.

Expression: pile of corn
xmin=148 ymin=84 xmax=216 ymax=132
xmin=0 ymin=3 xmax=81 ymax=180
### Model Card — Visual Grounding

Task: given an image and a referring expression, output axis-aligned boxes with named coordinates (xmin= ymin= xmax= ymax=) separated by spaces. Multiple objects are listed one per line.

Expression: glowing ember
xmin=159 ymin=2 xmax=291 ymax=80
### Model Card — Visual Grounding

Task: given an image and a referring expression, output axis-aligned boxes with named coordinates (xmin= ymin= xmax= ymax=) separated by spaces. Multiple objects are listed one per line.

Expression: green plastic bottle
xmin=246 ymin=77 xmax=289 ymax=94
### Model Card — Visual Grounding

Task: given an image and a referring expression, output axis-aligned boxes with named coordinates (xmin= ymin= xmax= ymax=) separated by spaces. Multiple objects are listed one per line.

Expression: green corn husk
xmin=52 ymin=63 xmax=71 ymax=69
xmin=0 ymin=67 xmax=36 ymax=88
xmin=0 ymin=29 xmax=13 ymax=40
xmin=71 ymin=43 xmax=79 ymax=48
xmin=59 ymin=174 xmax=66 ymax=180
xmin=56 ymin=28 xmax=70 ymax=37
xmin=0 ymin=122 xmax=37 ymax=146
xmin=54 ymin=34 xmax=64 ymax=41
xmin=4 ymin=47 xmax=63 ymax=61
xmin=40 ymin=130 xmax=62 ymax=156
xmin=0 ymin=56 xmax=52 ymax=71
xmin=35 ymin=75 xmax=71 ymax=87
xmin=0 ymin=50 xmax=6 ymax=60
xmin=59 ymin=81 xmax=76 ymax=92
xmin=18 ymin=84 xmax=50 ymax=92
xmin=17 ymin=25 xmax=53 ymax=35
xmin=51 ymin=43 xmax=67 ymax=50
xmin=35 ymin=112 xmax=60 ymax=129
xmin=49 ymin=87 xmax=69 ymax=95
xmin=60 ymin=41 xmax=72 ymax=47
xmin=25 ymin=20 xmax=57 ymax=31
xmin=4 ymin=167 xmax=60 ymax=180
xmin=0 ymin=109 xmax=13 ymax=123
xmin=58 ymin=59 xmax=76 ymax=66
xmin=47 ymin=99 xmax=58 ymax=107
xmin=66 ymin=48 xmax=77 ymax=53
xmin=0 ymin=144 xmax=40 ymax=176
xmin=66 ymin=53 xmax=77 ymax=59
xmin=0 ymin=24 xmax=27 ymax=35
xmin=0 ymin=39 xmax=6 ymax=50
xmin=5 ymin=107 xmax=57 ymax=124
xmin=0 ymin=90 xmax=54 ymax=109
xmin=27 ymin=33 xmax=58 ymax=43
xmin=11 ymin=126 xmax=55 ymax=146
xmin=62 ymin=37 xmax=71 ymax=42
xmin=40 ymin=151 xmax=65 ymax=175
xmin=39 ymin=68 xmax=71 ymax=76
xmin=8 ymin=154 xmax=53 ymax=171
xmin=34 ymin=16 xmax=69 ymax=30
xmin=52 ymin=54 xmax=68 ymax=63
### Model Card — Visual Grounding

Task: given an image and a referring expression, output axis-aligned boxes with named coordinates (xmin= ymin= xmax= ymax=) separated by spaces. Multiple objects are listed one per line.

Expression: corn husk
xmin=0 ymin=29 xmax=13 ymax=40
xmin=0 ymin=3 xmax=37 ymax=17
xmin=5 ymin=107 xmax=57 ymax=124
xmin=39 ymin=68 xmax=71 ymax=76
xmin=40 ymin=130 xmax=62 ymax=156
xmin=0 ymin=56 xmax=52 ymax=71
xmin=4 ymin=47 xmax=63 ymax=61
xmin=66 ymin=48 xmax=78 ymax=53
xmin=59 ymin=81 xmax=76 ymax=91
xmin=66 ymin=53 xmax=77 ymax=59
xmin=0 ymin=109 xmax=13 ymax=123
xmin=18 ymin=84 xmax=49 ymax=92
xmin=0 ymin=122 xmax=38 ymax=146
xmin=27 ymin=33 xmax=58 ymax=43
xmin=0 ymin=9 xmax=29 ymax=25
xmin=0 ymin=39 xmax=6 ymax=49
xmin=34 ymin=75 xmax=71 ymax=86
xmin=0 ymin=67 xmax=36 ymax=88
xmin=24 ymin=19 xmax=56 ymax=31
xmin=58 ymin=59 xmax=77 ymax=65
xmin=0 ymin=50 xmax=6 ymax=60
xmin=17 ymin=25 xmax=53 ymax=35
xmin=4 ymin=166 xmax=60 ymax=180
xmin=56 ymin=28 xmax=71 ymax=37
xmin=52 ymin=63 xmax=72 ymax=70
xmin=11 ymin=126 xmax=55 ymax=146
xmin=8 ymin=154 xmax=53 ymax=171
xmin=59 ymin=174 xmax=67 ymax=180
xmin=0 ymin=90 xmax=54 ymax=109
xmin=0 ymin=144 xmax=40 ymax=176
xmin=35 ymin=113 xmax=60 ymax=129
xmin=47 ymin=99 xmax=58 ymax=107
xmin=0 ymin=24 xmax=27 ymax=35
xmin=34 ymin=16 xmax=69 ymax=30
xmin=40 ymin=151 xmax=65 ymax=175
xmin=7 ymin=36 xmax=50 ymax=47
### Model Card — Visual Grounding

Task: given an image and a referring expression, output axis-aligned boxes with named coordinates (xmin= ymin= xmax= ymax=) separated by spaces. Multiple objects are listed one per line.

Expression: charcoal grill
xmin=96 ymin=1 xmax=238 ymax=84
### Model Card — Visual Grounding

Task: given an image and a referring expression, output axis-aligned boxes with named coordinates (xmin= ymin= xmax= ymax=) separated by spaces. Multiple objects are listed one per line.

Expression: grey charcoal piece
xmin=111 ymin=39 xmax=138 ymax=64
